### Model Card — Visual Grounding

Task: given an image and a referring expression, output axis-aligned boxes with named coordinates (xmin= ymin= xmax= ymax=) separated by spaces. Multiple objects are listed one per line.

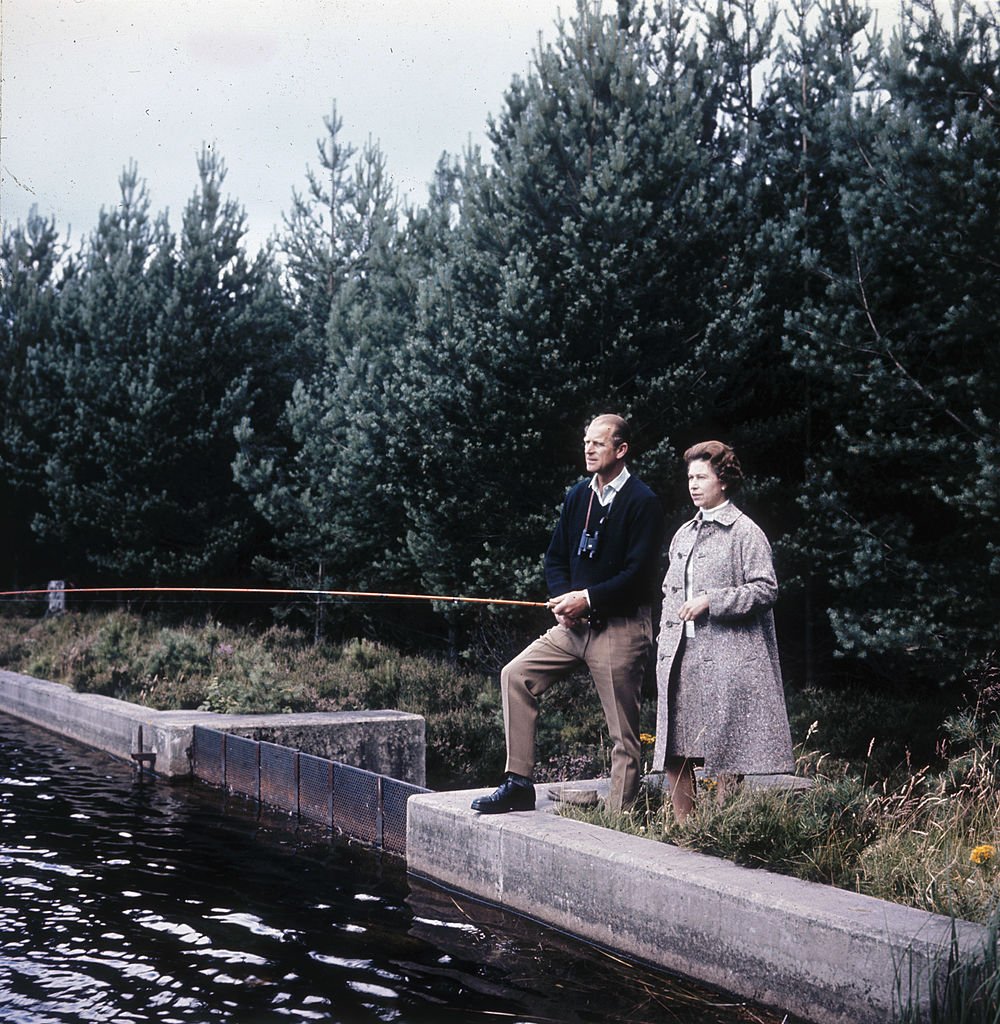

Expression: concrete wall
xmin=212 ymin=710 xmax=426 ymax=787
xmin=408 ymin=787 xmax=989 ymax=1024
xmin=0 ymin=669 xmax=425 ymax=785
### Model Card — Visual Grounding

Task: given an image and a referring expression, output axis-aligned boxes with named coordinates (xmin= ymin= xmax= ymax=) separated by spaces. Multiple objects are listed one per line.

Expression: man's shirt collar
xmin=590 ymin=464 xmax=630 ymax=506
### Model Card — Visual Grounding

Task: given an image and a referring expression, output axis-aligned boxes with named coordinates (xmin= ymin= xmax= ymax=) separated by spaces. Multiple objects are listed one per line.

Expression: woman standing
xmin=652 ymin=441 xmax=794 ymax=821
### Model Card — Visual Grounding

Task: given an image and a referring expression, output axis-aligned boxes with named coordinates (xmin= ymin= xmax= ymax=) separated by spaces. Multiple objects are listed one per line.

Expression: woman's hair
xmin=683 ymin=440 xmax=743 ymax=495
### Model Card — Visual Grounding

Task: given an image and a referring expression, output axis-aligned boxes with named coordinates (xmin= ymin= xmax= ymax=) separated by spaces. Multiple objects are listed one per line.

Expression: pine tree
xmin=35 ymin=154 xmax=292 ymax=582
xmin=712 ymin=0 xmax=882 ymax=683
xmin=0 ymin=209 xmax=70 ymax=585
xmin=784 ymin=0 xmax=1000 ymax=681
xmin=282 ymin=103 xmax=357 ymax=372
xmin=235 ymin=128 xmax=418 ymax=609
xmin=380 ymin=0 xmax=763 ymax=620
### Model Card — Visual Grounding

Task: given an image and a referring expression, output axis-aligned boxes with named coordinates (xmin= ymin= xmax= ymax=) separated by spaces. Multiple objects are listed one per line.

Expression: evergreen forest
xmin=2 ymin=0 xmax=997 ymax=696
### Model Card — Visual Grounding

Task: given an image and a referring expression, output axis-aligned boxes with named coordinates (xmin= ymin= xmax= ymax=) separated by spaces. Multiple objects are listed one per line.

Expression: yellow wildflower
xmin=970 ymin=844 xmax=996 ymax=865
xmin=639 ymin=733 xmax=656 ymax=746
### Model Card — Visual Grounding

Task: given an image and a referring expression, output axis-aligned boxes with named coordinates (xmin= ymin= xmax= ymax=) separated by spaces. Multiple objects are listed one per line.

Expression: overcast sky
xmin=1 ymin=0 xmax=918 ymax=256
xmin=1 ymin=0 xmax=605 ymax=253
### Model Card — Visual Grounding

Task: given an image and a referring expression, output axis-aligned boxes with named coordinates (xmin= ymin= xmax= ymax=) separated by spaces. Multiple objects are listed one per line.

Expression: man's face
xmin=583 ymin=420 xmax=626 ymax=480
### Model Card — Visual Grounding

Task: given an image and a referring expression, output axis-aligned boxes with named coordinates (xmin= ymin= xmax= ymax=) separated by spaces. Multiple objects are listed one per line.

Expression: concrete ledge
xmin=203 ymin=710 xmax=426 ymax=787
xmin=407 ymin=785 xmax=989 ymax=1024
xmin=0 ymin=669 xmax=425 ymax=785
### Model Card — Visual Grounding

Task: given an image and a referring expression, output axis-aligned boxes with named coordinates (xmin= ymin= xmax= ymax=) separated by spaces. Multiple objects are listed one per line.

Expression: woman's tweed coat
xmin=651 ymin=503 xmax=794 ymax=775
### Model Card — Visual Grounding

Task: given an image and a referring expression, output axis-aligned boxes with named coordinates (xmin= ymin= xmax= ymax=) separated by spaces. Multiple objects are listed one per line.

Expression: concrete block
xmin=0 ymin=668 xmax=175 ymax=768
xmin=214 ymin=710 xmax=426 ymax=787
xmin=407 ymin=788 xmax=507 ymax=904
xmin=0 ymin=670 xmax=425 ymax=785
xmin=407 ymin=787 xmax=989 ymax=1024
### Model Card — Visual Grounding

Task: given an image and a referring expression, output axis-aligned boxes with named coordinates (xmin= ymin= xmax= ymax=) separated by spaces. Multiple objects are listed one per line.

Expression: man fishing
xmin=471 ymin=413 xmax=664 ymax=814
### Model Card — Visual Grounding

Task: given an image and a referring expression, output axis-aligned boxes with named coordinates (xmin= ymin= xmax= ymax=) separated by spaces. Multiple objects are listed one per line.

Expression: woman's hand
xmin=678 ymin=595 xmax=710 ymax=621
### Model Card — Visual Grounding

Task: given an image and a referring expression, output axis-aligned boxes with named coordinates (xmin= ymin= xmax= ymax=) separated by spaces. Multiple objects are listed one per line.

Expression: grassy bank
xmin=0 ymin=609 xmax=613 ymax=790
xmin=571 ymin=655 xmax=1000 ymax=925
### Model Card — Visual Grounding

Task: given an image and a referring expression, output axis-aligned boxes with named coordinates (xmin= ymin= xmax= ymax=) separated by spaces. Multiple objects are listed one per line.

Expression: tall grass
xmin=896 ymin=909 xmax=1000 ymax=1024
xmin=566 ymin=655 xmax=1000 ymax=926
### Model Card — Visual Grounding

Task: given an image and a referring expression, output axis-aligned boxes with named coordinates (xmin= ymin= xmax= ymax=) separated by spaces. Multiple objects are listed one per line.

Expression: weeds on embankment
xmin=567 ymin=654 xmax=1000 ymax=926
xmin=0 ymin=610 xmax=509 ymax=788
xmin=0 ymin=609 xmax=618 ymax=790
xmin=894 ymin=906 xmax=1000 ymax=1024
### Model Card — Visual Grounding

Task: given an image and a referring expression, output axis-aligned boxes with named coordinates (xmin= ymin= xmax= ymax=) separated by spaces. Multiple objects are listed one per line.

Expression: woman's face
xmin=687 ymin=458 xmax=726 ymax=510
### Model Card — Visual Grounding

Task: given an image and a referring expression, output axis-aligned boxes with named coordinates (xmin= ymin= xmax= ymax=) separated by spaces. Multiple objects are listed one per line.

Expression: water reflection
xmin=0 ymin=713 xmax=796 ymax=1023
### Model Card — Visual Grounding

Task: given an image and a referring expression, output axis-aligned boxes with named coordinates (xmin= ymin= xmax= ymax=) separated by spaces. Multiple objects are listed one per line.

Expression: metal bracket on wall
xmin=131 ymin=725 xmax=156 ymax=771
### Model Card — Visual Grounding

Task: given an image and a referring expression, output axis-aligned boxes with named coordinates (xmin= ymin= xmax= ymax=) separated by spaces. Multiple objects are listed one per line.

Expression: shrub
xmin=785 ymin=684 xmax=949 ymax=779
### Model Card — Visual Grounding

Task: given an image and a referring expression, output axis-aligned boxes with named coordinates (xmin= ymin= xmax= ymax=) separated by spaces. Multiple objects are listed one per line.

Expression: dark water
xmin=0 ymin=714 xmax=794 ymax=1023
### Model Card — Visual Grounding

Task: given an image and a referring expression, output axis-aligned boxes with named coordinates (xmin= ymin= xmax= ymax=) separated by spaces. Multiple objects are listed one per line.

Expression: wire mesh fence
xmin=191 ymin=726 xmax=429 ymax=856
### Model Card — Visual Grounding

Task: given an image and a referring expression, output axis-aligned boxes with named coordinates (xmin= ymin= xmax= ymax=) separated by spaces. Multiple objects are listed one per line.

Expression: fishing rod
xmin=0 ymin=585 xmax=550 ymax=609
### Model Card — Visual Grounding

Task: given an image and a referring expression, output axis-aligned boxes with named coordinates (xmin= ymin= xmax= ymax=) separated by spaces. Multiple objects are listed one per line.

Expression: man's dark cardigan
xmin=544 ymin=475 xmax=664 ymax=618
